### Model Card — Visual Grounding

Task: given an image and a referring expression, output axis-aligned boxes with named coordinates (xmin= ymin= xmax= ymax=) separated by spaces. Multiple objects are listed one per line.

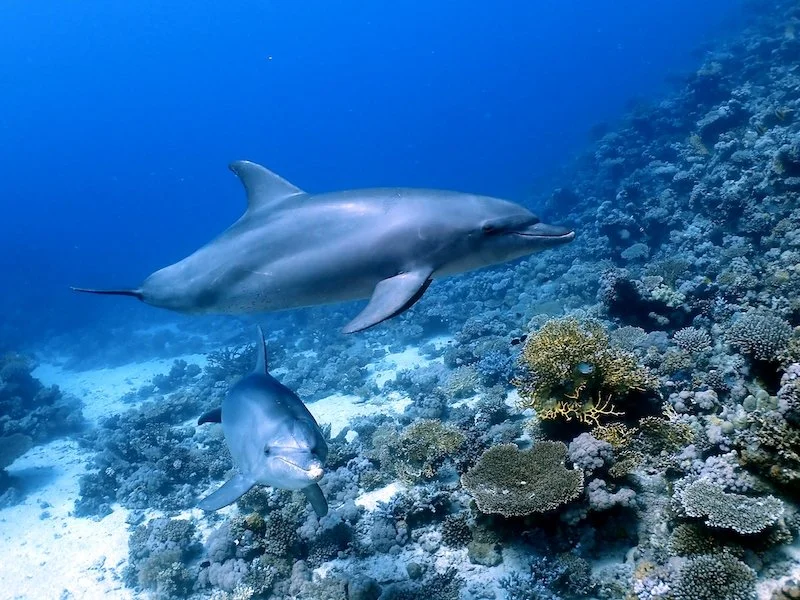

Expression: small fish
xmin=511 ymin=335 xmax=528 ymax=346
xmin=575 ymin=362 xmax=595 ymax=376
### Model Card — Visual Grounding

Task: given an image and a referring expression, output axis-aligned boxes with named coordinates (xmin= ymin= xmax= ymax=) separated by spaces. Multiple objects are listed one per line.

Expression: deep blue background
xmin=0 ymin=0 xmax=741 ymax=342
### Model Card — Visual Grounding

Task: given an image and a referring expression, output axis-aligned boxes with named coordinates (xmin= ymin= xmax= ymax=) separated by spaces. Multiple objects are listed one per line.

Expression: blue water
xmin=0 ymin=0 xmax=740 ymax=344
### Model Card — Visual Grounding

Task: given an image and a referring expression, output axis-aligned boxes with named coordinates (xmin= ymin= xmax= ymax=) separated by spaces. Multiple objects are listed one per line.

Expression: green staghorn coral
xmin=513 ymin=317 xmax=659 ymax=425
xmin=736 ymin=411 xmax=800 ymax=494
xmin=593 ymin=415 xmax=695 ymax=478
xmin=372 ymin=419 xmax=465 ymax=483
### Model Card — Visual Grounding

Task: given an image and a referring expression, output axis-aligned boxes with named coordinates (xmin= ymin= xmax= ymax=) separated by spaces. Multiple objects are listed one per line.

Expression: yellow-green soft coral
xmin=513 ymin=317 xmax=659 ymax=426
xmin=372 ymin=419 xmax=465 ymax=483
xmin=593 ymin=415 xmax=696 ymax=478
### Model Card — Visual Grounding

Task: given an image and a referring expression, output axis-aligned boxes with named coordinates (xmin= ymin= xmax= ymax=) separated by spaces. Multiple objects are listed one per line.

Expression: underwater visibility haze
xmin=6 ymin=1 xmax=800 ymax=599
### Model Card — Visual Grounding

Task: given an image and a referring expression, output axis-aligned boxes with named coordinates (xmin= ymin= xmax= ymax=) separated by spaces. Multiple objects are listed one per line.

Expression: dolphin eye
xmin=482 ymin=223 xmax=497 ymax=234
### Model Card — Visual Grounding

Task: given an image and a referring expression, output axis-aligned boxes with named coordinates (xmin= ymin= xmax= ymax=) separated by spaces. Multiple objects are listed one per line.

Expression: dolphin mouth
xmin=515 ymin=230 xmax=575 ymax=240
xmin=276 ymin=457 xmax=324 ymax=481
xmin=514 ymin=226 xmax=575 ymax=243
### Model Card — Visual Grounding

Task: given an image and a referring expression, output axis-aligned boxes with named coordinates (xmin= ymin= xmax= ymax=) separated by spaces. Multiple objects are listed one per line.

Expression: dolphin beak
xmin=307 ymin=464 xmax=324 ymax=481
xmin=277 ymin=456 xmax=325 ymax=481
xmin=518 ymin=223 xmax=575 ymax=244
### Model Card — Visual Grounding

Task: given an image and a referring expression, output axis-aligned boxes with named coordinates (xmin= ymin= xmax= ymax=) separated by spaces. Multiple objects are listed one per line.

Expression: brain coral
xmin=673 ymin=478 xmax=784 ymax=534
xmin=461 ymin=441 xmax=583 ymax=517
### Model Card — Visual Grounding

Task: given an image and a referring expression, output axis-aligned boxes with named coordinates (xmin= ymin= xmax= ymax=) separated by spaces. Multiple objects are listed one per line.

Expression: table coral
xmin=461 ymin=441 xmax=583 ymax=517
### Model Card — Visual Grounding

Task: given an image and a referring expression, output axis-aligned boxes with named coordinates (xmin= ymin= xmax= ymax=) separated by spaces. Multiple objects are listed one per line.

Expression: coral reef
xmin=0 ymin=353 xmax=84 ymax=506
xmin=0 ymin=353 xmax=84 ymax=442
xmin=125 ymin=518 xmax=201 ymax=600
xmin=74 ymin=378 xmax=227 ymax=517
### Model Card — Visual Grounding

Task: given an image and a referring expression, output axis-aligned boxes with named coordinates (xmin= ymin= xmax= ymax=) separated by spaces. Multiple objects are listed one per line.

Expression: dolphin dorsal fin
xmin=229 ymin=160 xmax=304 ymax=213
xmin=254 ymin=325 xmax=269 ymax=374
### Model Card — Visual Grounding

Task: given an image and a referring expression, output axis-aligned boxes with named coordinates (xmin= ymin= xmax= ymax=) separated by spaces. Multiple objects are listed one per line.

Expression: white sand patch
xmin=34 ymin=354 xmax=207 ymax=424
xmin=370 ymin=340 xmax=449 ymax=387
xmin=308 ymin=392 xmax=411 ymax=437
xmin=505 ymin=388 xmax=522 ymax=408
xmin=0 ymin=439 xmax=134 ymax=600
xmin=355 ymin=482 xmax=406 ymax=511
xmin=451 ymin=392 xmax=482 ymax=409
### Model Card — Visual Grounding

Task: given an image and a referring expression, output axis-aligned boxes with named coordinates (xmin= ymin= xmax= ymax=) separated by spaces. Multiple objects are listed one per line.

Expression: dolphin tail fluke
xmin=198 ymin=473 xmax=254 ymax=512
xmin=303 ymin=483 xmax=328 ymax=517
xmin=71 ymin=287 xmax=143 ymax=301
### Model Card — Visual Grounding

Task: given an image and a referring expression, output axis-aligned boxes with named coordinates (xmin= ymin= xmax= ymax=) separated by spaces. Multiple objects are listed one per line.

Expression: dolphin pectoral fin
xmin=342 ymin=268 xmax=434 ymax=334
xmin=197 ymin=473 xmax=254 ymax=511
xmin=197 ymin=407 xmax=222 ymax=425
xmin=229 ymin=160 xmax=305 ymax=213
xmin=254 ymin=325 xmax=269 ymax=375
xmin=302 ymin=483 xmax=328 ymax=517
xmin=71 ymin=287 xmax=143 ymax=301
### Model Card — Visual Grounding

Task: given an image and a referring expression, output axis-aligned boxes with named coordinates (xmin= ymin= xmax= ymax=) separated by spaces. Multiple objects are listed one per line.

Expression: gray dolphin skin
xmin=197 ymin=327 xmax=329 ymax=517
xmin=73 ymin=161 xmax=575 ymax=332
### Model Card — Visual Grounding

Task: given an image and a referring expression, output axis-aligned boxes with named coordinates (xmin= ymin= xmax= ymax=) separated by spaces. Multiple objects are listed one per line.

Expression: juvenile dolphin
xmin=73 ymin=161 xmax=574 ymax=332
xmin=197 ymin=327 xmax=329 ymax=517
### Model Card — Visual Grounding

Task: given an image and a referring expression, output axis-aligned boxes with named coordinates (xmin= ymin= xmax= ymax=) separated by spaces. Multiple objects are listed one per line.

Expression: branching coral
xmin=513 ymin=317 xmax=658 ymax=426
xmin=205 ymin=344 xmax=256 ymax=381
xmin=673 ymin=327 xmax=712 ymax=353
xmin=443 ymin=365 xmax=480 ymax=399
xmin=736 ymin=410 xmax=800 ymax=492
xmin=593 ymin=416 xmax=695 ymax=478
xmin=461 ymin=442 xmax=583 ymax=517
xmin=441 ymin=513 xmax=472 ymax=547
xmin=671 ymin=553 xmax=756 ymax=600
xmin=500 ymin=554 xmax=593 ymax=600
xmin=372 ymin=420 xmax=465 ymax=483
xmin=725 ymin=313 xmax=792 ymax=362
xmin=669 ymin=523 xmax=732 ymax=557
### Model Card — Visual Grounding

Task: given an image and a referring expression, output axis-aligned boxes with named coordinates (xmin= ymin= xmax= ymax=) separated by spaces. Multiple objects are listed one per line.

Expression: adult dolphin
xmin=197 ymin=327 xmax=329 ymax=517
xmin=73 ymin=161 xmax=575 ymax=332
